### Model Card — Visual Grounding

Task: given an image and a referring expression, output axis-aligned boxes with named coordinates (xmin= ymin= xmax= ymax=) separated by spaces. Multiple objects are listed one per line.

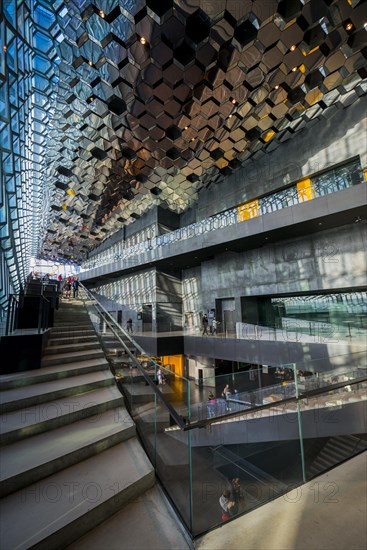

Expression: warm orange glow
xmin=297 ymin=178 xmax=315 ymax=202
xmin=292 ymin=66 xmax=297 ymax=72
xmin=162 ymin=355 xmax=184 ymax=377
xmin=88 ymin=60 xmax=93 ymax=66
xmin=345 ymin=22 xmax=353 ymax=31
xmin=140 ymin=37 xmax=147 ymax=45
xmin=238 ymin=199 xmax=259 ymax=222
xmin=290 ymin=44 xmax=296 ymax=51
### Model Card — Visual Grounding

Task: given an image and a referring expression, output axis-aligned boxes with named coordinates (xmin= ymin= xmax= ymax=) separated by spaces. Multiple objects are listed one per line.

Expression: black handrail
xmin=38 ymin=295 xmax=50 ymax=334
xmin=80 ymin=283 xmax=189 ymax=430
xmin=5 ymin=294 xmax=19 ymax=335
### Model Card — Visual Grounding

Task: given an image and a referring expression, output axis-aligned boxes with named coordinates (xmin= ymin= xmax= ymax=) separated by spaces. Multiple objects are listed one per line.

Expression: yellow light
xmin=67 ymin=189 xmax=76 ymax=197
xmin=191 ymin=137 xmax=195 ymax=141
xmin=274 ymin=84 xmax=279 ymax=90
xmin=292 ymin=66 xmax=297 ymax=72
xmin=184 ymin=126 xmax=189 ymax=130
xmin=140 ymin=37 xmax=147 ymax=45
xmin=290 ymin=44 xmax=296 ymax=51
xmin=264 ymin=130 xmax=275 ymax=142
xmin=231 ymin=98 xmax=237 ymax=104
xmin=228 ymin=114 xmax=232 ymax=118
xmin=345 ymin=22 xmax=353 ymax=31
xmin=99 ymin=10 xmax=105 ymax=18
xmin=88 ymin=60 xmax=93 ymax=66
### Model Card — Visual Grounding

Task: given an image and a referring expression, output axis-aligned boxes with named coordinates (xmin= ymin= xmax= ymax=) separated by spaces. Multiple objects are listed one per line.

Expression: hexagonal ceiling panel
xmin=41 ymin=0 xmax=367 ymax=263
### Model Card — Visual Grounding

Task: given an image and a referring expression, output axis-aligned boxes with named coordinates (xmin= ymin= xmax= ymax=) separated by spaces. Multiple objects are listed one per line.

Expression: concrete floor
xmin=196 ymin=451 xmax=367 ymax=550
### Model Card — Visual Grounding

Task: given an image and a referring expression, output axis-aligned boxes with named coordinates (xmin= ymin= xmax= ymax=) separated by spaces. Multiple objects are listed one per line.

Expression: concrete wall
xmin=199 ymin=222 xmax=367 ymax=311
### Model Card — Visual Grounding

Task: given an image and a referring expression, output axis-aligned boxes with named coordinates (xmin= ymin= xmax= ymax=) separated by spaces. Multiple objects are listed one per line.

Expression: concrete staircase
xmin=0 ymin=299 xmax=156 ymax=549
xmin=307 ymin=435 xmax=367 ymax=478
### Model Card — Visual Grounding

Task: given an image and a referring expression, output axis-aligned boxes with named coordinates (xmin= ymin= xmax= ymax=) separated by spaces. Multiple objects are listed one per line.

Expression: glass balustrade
xmin=79 ymin=284 xmax=367 ymax=537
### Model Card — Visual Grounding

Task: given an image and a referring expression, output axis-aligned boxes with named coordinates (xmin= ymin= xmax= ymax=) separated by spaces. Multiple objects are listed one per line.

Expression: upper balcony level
xmin=80 ymin=159 xmax=366 ymax=282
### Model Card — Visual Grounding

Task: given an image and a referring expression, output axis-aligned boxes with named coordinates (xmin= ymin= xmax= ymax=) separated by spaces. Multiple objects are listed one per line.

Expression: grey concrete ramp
xmin=67 ymin=486 xmax=191 ymax=550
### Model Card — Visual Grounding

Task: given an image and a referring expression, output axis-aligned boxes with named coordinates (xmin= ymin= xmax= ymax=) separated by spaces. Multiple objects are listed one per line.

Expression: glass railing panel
xmin=300 ymin=382 xmax=367 ymax=481
xmin=155 ymin=393 xmax=191 ymax=531
xmin=189 ymin=419 xmax=305 ymax=536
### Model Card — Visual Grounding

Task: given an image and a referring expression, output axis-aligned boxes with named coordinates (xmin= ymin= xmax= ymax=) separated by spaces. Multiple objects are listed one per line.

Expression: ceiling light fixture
xmin=140 ymin=37 xmax=147 ymax=45
xmin=274 ymin=84 xmax=279 ymax=90
xmin=99 ymin=10 xmax=105 ymax=18
xmin=228 ymin=114 xmax=232 ymax=118
xmin=290 ymin=44 xmax=296 ymax=51
xmin=231 ymin=98 xmax=237 ymax=104
xmin=88 ymin=60 xmax=93 ymax=66
xmin=184 ymin=126 xmax=189 ymax=130
xmin=344 ymin=21 xmax=354 ymax=32
xmin=292 ymin=66 xmax=297 ymax=72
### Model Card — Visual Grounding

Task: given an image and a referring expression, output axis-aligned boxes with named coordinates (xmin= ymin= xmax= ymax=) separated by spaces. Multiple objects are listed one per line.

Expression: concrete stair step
xmin=42 ymin=349 xmax=104 ymax=367
xmin=0 ymin=370 xmax=115 ymax=413
xmin=0 ymin=385 xmax=124 ymax=445
xmin=66 ymin=486 xmax=190 ymax=550
xmin=50 ymin=328 xmax=96 ymax=337
xmin=47 ymin=335 xmax=98 ymax=346
xmin=44 ymin=342 xmax=101 ymax=355
xmin=53 ymin=322 xmax=93 ymax=329
xmin=0 ymin=357 xmax=110 ymax=390
xmin=0 ymin=407 xmax=135 ymax=497
xmin=0 ymin=440 xmax=155 ymax=550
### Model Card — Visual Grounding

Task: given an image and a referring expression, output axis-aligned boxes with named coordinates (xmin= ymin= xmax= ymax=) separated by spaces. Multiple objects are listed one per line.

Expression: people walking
xmin=72 ymin=277 xmax=79 ymax=298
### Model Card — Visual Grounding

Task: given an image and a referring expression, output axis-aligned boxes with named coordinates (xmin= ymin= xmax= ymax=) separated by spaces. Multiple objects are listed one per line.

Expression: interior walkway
xmin=196 ymin=451 xmax=367 ymax=550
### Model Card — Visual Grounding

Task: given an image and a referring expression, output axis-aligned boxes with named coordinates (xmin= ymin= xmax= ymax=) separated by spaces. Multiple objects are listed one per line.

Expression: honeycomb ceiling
xmin=41 ymin=0 xmax=367 ymax=263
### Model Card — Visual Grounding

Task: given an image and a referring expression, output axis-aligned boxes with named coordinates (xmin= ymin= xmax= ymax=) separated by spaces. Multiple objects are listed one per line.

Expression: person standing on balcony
xmin=126 ymin=317 xmax=133 ymax=333
xmin=202 ymin=314 xmax=209 ymax=335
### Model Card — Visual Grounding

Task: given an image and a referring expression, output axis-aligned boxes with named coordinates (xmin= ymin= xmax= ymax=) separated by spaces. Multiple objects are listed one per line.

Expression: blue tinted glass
xmin=33 ymin=31 xmax=53 ymax=53
xmin=0 ymin=85 xmax=9 ymax=118
xmin=7 ymin=41 xmax=16 ymax=72
xmin=33 ymin=74 xmax=49 ymax=92
xmin=4 ymin=0 xmax=16 ymax=27
xmin=34 ymin=4 xmax=55 ymax=30
xmin=33 ymin=54 xmax=51 ymax=73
